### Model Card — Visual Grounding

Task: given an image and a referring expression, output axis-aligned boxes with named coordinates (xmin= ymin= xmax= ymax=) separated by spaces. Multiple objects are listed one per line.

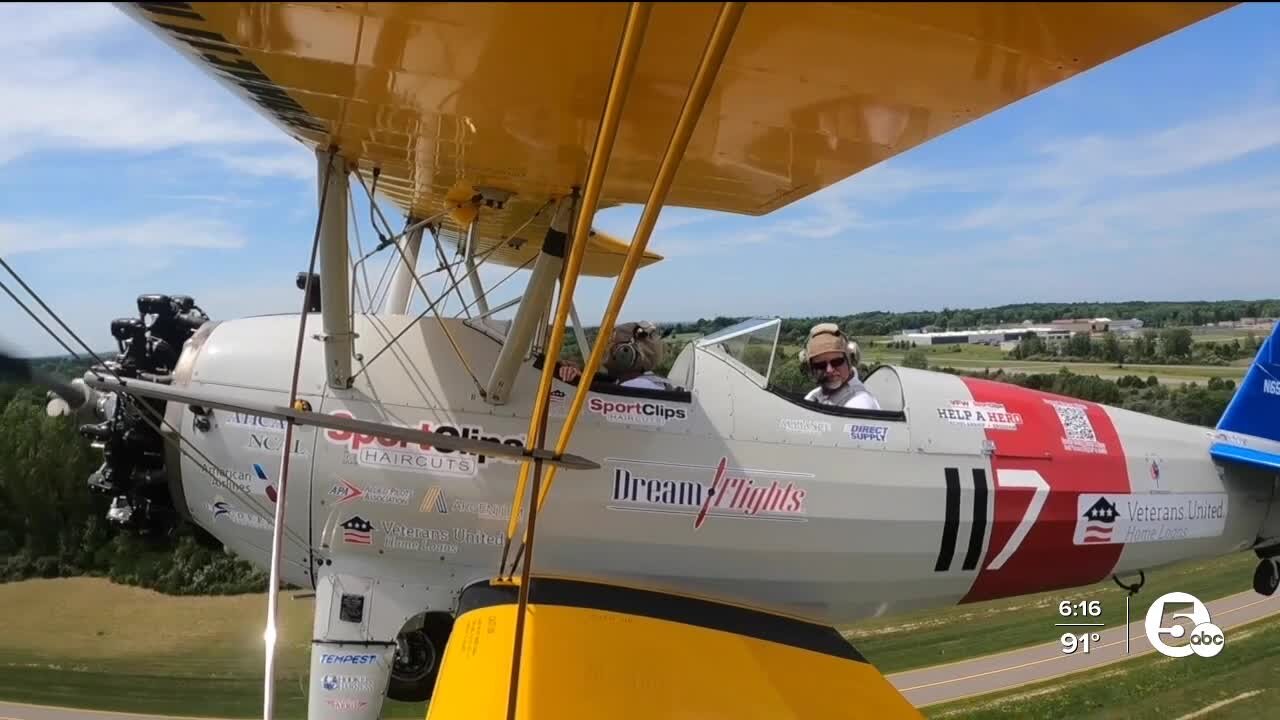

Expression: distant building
xmin=893 ymin=327 xmax=1071 ymax=347
xmin=1050 ymin=317 xmax=1143 ymax=335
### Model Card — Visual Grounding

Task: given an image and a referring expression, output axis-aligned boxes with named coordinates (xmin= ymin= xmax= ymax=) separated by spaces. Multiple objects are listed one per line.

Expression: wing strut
xmin=492 ymin=4 xmax=745 ymax=717
xmin=495 ymin=3 xmax=654 ymax=718
xmin=508 ymin=2 xmax=747 ymax=579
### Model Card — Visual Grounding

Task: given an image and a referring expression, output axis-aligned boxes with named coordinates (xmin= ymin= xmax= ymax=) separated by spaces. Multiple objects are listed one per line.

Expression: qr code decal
xmin=1048 ymin=401 xmax=1107 ymax=454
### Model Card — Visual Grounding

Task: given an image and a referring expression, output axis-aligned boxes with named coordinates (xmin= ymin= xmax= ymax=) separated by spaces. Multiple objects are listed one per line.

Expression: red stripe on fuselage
xmin=959 ymin=377 xmax=1130 ymax=603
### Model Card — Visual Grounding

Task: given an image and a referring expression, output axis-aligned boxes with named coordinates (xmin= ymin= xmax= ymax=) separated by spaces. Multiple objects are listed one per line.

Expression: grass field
xmin=772 ymin=339 xmax=1249 ymax=386
xmin=0 ymin=550 xmax=1263 ymax=717
xmin=924 ymin=613 xmax=1280 ymax=720
xmin=866 ymin=347 xmax=1247 ymax=386
xmin=0 ymin=578 xmax=425 ymax=718
xmin=844 ymin=551 xmax=1257 ymax=674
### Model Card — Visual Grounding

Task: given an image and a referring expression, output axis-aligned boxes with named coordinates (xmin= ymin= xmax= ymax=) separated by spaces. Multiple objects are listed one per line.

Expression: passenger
xmin=802 ymin=323 xmax=880 ymax=410
xmin=555 ymin=320 xmax=675 ymax=390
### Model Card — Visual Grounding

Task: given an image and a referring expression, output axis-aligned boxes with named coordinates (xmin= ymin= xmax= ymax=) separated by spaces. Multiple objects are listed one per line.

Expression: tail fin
xmin=1211 ymin=321 xmax=1280 ymax=473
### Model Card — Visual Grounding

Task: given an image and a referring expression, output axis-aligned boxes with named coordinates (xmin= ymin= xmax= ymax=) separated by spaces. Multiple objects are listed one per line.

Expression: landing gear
xmin=1254 ymin=558 xmax=1279 ymax=597
xmin=387 ymin=613 xmax=453 ymax=703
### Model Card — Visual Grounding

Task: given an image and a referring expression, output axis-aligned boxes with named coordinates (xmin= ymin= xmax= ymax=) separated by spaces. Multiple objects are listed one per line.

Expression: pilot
xmin=802 ymin=323 xmax=880 ymax=410
xmin=555 ymin=320 xmax=675 ymax=390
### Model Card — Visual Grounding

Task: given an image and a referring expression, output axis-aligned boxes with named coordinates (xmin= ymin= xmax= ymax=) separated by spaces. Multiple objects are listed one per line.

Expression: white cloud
xmin=0 ymin=3 xmax=296 ymax=168
xmin=215 ymin=148 xmax=316 ymax=182
xmin=0 ymin=2 xmax=125 ymax=49
xmin=1030 ymin=104 xmax=1280 ymax=188
xmin=0 ymin=215 xmax=247 ymax=256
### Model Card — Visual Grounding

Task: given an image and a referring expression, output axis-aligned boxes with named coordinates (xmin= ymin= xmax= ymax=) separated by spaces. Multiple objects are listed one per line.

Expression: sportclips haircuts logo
xmin=325 ymin=411 xmax=526 ymax=478
xmin=588 ymin=397 xmax=688 ymax=426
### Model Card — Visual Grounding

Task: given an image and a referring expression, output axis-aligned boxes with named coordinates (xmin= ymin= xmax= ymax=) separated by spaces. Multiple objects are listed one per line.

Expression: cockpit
xmin=545 ymin=316 xmax=905 ymax=423
xmin=667 ymin=317 xmax=905 ymax=417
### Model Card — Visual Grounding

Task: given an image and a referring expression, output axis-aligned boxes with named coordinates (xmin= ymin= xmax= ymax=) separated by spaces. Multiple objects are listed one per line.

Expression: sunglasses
xmin=809 ymin=356 xmax=847 ymax=372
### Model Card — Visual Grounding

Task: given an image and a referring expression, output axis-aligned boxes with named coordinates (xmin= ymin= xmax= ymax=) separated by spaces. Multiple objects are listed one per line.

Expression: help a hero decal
xmin=324 ymin=410 xmax=525 ymax=478
xmin=954 ymin=377 xmax=1130 ymax=603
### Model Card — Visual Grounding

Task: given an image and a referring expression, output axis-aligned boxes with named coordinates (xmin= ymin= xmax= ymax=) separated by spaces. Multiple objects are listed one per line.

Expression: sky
xmin=4 ymin=3 xmax=1280 ymax=356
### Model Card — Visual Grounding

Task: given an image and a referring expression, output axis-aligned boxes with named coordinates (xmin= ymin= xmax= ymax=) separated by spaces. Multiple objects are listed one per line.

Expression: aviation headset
xmin=803 ymin=323 xmax=861 ymax=379
xmin=607 ymin=321 xmax=662 ymax=373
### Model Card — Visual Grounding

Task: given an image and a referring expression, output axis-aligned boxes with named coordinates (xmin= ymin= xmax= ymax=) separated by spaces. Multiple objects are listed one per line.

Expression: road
xmin=2 ymin=590 xmax=1278 ymax=719
xmin=886 ymin=589 xmax=1280 ymax=707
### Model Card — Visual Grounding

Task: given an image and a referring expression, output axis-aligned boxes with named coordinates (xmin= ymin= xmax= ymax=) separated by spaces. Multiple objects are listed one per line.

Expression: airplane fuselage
xmin=162 ymin=313 xmax=1280 ymax=626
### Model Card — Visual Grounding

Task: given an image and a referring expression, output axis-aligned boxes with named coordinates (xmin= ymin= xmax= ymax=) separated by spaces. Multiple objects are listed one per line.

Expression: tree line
xmin=0 ymin=356 xmax=266 ymax=595
xmin=1008 ymin=328 xmax=1261 ymax=366
xmin=661 ymin=299 xmax=1280 ymax=342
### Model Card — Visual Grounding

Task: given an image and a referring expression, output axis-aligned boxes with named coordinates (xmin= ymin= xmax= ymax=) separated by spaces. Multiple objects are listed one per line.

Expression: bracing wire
xmin=348 ymin=183 xmax=373 ymax=312
xmin=347 ymin=199 xmax=549 ymax=383
xmin=263 ymin=147 xmax=339 ymax=720
xmin=350 ymin=169 xmax=486 ymax=393
xmin=0 ymin=276 xmax=81 ymax=360
xmin=0 ymin=264 xmax=309 ymax=553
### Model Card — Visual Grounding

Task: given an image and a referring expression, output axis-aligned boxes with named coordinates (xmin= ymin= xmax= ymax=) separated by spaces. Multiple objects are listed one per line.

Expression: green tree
xmin=1067 ymin=332 xmax=1093 ymax=358
xmin=1160 ymin=328 xmax=1194 ymax=359
xmin=1101 ymin=332 xmax=1124 ymax=365
xmin=902 ymin=349 xmax=929 ymax=369
xmin=1012 ymin=333 xmax=1045 ymax=359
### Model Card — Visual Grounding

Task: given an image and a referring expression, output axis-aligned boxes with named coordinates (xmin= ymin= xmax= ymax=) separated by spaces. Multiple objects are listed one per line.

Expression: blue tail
xmin=1211 ymin=321 xmax=1280 ymax=473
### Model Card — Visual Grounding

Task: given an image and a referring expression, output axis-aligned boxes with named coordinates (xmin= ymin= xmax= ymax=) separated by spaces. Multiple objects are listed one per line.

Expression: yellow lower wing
xmin=427 ymin=577 xmax=922 ymax=720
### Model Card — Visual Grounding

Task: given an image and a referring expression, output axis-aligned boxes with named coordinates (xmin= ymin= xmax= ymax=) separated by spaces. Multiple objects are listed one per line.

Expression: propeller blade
xmin=0 ymin=345 xmax=91 ymax=413
xmin=82 ymin=374 xmax=600 ymax=471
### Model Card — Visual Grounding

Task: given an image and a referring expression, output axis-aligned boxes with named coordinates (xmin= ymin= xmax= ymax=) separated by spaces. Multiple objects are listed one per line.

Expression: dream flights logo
xmin=610 ymin=456 xmax=808 ymax=529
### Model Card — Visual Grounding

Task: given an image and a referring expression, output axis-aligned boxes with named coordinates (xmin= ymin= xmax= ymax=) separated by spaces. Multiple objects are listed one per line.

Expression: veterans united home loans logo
xmin=340 ymin=516 xmax=374 ymax=545
xmin=1144 ymin=592 xmax=1225 ymax=658
xmin=1072 ymin=493 xmax=1227 ymax=546
xmin=1078 ymin=497 xmax=1119 ymax=543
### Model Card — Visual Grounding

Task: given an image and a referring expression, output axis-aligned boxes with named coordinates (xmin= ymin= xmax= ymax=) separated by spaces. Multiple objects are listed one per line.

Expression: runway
xmin=885 ymin=589 xmax=1280 ymax=707
xmin=2 ymin=590 xmax=1277 ymax=719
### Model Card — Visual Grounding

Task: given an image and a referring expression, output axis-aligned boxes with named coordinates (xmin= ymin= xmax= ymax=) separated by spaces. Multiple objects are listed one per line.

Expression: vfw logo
xmin=1144 ymin=591 xmax=1225 ymax=658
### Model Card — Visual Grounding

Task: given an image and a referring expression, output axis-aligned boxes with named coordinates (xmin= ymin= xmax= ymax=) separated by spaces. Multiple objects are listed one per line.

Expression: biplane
xmin=7 ymin=2 xmax=1279 ymax=719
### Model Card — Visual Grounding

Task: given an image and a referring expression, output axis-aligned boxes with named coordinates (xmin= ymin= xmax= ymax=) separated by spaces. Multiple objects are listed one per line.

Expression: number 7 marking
xmin=986 ymin=468 xmax=1049 ymax=571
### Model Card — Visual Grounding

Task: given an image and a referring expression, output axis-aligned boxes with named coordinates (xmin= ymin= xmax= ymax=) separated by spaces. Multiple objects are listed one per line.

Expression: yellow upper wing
xmin=119 ymin=1 xmax=1234 ymax=273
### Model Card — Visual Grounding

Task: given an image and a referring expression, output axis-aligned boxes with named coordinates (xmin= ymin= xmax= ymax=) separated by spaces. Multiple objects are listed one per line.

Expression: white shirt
xmin=804 ymin=379 xmax=880 ymax=410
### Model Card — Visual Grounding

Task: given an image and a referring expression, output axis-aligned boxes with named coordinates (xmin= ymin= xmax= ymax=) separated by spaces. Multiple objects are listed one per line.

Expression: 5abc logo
xmin=1144 ymin=592 xmax=1226 ymax=658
